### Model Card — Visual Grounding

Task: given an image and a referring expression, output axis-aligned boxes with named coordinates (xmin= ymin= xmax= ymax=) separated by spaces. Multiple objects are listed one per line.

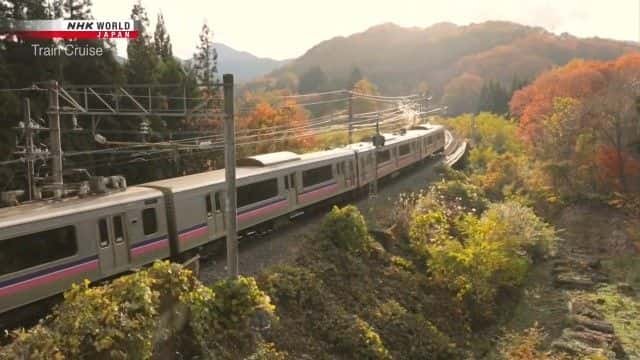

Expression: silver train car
xmin=0 ymin=124 xmax=445 ymax=314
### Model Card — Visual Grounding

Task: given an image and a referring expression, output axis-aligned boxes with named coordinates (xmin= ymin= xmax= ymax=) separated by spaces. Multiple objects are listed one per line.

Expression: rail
xmin=443 ymin=140 xmax=467 ymax=167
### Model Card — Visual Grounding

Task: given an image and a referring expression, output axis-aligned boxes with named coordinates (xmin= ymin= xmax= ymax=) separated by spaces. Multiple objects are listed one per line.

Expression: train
xmin=0 ymin=124 xmax=445 ymax=314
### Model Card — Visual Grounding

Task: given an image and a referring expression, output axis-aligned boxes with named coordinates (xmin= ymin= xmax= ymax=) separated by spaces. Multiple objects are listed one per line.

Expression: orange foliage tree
xmin=237 ymin=92 xmax=316 ymax=156
xmin=510 ymin=53 xmax=640 ymax=193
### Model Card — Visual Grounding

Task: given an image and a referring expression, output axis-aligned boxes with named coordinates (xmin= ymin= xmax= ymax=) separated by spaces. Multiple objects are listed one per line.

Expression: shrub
xmin=409 ymin=210 xmax=451 ymax=260
xmin=427 ymin=235 xmax=529 ymax=323
xmin=260 ymin=265 xmax=325 ymax=309
xmin=372 ymin=300 xmax=458 ymax=359
xmin=245 ymin=341 xmax=288 ymax=360
xmin=498 ymin=326 xmax=566 ymax=360
xmin=2 ymin=262 xmax=276 ymax=360
xmin=480 ymin=202 xmax=557 ymax=261
xmin=324 ymin=310 xmax=391 ymax=360
xmin=319 ymin=205 xmax=370 ymax=252
xmin=186 ymin=276 xmax=275 ymax=358
xmin=433 ymin=180 xmax=489 ymax=214
xmin=0 ymin=325 xmax=63 ymax=360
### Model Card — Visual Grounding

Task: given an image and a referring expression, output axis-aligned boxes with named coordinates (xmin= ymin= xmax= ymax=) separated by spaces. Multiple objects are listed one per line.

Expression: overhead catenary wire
xmin=1 ymin=83 xmax=433 ymax=181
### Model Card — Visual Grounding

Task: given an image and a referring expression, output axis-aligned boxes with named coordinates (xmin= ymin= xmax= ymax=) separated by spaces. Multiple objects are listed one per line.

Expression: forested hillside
xmin=251 ymin=21 xmax=639 ymax=115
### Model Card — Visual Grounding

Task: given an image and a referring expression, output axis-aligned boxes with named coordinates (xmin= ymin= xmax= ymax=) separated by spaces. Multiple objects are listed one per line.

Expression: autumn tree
xmin=351 ymin=78 xmax=380 ymax=114
xmin=237 ymin=92 xmax=316 ymax=155
xmin=510 ymin=53 xmax=640 ymax=194
xmin=582 ymin=73 xmax=640 ymax=192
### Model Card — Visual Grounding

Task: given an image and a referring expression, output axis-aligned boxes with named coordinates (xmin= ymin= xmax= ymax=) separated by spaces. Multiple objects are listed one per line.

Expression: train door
xmin=284 ymin=172 xmax=297 ymax=207
xmin=336 ymin=161 xmax=346 ymax=188
xmin=207 ymin=191 xmax=225 ymax=237
xmin=346 ymin=160 xmax=355 ymax=187
xmin=96 ymin=214 xmax=130 ymax=275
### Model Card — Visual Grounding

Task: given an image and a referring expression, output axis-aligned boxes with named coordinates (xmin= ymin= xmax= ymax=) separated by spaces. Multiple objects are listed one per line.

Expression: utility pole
xmin=369 ymin=113 xmax=384 ymax=228
xmin=223 ymin=74 xmax=239 ymax=278
xmin=348 ymin=92 xmax=353 ymax=144
xmin=23 ymin=98 xmax=35 ymax=200
xmin=47 ymin=80 xmax=63 ymax=193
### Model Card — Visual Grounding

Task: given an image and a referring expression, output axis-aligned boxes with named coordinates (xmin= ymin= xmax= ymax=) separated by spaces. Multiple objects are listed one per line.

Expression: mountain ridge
xmin=258 ymin=20 xmax=639 ymax=100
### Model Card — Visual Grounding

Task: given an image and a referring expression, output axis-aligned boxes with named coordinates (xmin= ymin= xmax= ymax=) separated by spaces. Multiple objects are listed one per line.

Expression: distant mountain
xmin=262 ymin=21 xmax=639 ymax=99
xmin=215 ymin=43 xmax=290 ymax=83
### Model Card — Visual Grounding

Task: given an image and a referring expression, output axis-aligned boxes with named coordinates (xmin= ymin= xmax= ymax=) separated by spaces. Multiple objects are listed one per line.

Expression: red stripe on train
xmin=0 ymin=260 xmax=98 ymax=297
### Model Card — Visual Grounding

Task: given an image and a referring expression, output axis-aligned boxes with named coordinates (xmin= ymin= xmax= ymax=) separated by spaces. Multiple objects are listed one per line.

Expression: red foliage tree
xmin=510 ymin=53 xmax=640 ymax=193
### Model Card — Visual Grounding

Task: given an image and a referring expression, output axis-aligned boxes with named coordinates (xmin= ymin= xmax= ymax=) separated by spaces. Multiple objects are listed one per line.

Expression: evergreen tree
xmin=347 ymin=66 xmax=363 ymax=90
xmin=53 ymin=0 xmax=92 ymax=19
xmin=298 ymin=66 xmax=327 ymax=94
xmin=193 ymin=22 xmax=218 ymax=92
xmin=126 ymin=1 xmax=158 ymax=85
xmin=477 ymin=80 xmax=509 ymax=115
xmin=153 ymin=12 xmax=172 ymax=60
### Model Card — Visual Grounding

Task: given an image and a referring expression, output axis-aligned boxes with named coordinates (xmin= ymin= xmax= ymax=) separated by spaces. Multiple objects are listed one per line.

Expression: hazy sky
xmin=91 ymin=0 xmax=640 ymax=60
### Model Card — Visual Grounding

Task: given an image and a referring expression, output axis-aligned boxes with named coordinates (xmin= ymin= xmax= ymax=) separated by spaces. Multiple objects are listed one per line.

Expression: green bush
xmin=245 ymin=341 xmax=289 ymax=360
xmin=319 ymin=205 xmax=371 ymax=252
xmin=324 ymin=310 xmax=391 ymax=360
xmin=260 ymin=265 xmax=325 ymax=309
xmin=433 ymin=180 xmax=489 ymax=214
xmin=409 ymin=210 xmax=451 ymax=260
xmin=2 ymin=262 xmax=277 ymax=360
xmin=0 ymin=325 xmax=63 ymax=360
xmin=372 ymin=300 xmax=458 ymax=359
xmin=427 ymin=234 xmax=529 ymax=323
xmin=186 ymin=276 xmax=275 ymax=358
xmin=480 ymin=202 xmax=557 ymax=261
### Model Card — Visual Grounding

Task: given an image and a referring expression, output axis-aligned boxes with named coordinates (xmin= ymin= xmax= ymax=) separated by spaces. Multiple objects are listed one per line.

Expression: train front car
xmin=0 ymin=186 xmax=169 ymax=315
xmin=410 ymin=123 xmax=446 ymax=157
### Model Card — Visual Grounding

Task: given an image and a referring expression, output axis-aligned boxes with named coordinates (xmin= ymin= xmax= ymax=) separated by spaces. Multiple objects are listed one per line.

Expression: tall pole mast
xmin=47 ymin=80 xmax=63 ymax=195
xmin=348 ymin=92 xmax=353 ymax=144
xmin=24 ymin=98 xmax=35 ymax=200
xmin=223 ymin=74 xmax=239 ymax=278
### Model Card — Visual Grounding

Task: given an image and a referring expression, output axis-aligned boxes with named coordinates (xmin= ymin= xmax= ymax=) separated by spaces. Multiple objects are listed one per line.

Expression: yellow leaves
xmin=4 ymin=261 xmax=275 ymax=360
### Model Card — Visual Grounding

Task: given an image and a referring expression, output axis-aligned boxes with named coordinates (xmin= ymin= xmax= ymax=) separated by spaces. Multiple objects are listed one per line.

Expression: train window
xmin=290 ymin=173 xmax=295 ymax=188
xmin=214 ymin=192 xmax=222 ymax=212
xmin=114 ymin=215 xmax=125 ymax=242
xmin=284 ymin=175 xmax=290 ymax=189
xmin=302 ymin=165 xmax=333 ymax=188
xmin=98 ymin=219 xmax=109 ymax=248
xmin=0 ymin=226 xmax=77 ymax=276
xmin=377 ymin=149 xmax=391 ymax=163
xmin=205 ymin=194 xmax=213 ymax=216
xmin=237 ymin=178 xmax=279 ymax=208
xmin=399 ymin=144 xmax=411 ymax=156
xmin=142 ymin=209 xmax=157 ymax=236
xmin=336 ymin=163 xmax=341 ymax=175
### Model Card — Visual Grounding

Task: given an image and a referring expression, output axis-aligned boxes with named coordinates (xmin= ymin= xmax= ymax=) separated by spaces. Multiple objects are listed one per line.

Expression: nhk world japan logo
xmin=1 ymin=19 xmax=139 ymax=40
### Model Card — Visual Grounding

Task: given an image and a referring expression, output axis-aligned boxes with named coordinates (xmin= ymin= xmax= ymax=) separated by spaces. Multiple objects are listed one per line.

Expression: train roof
xmin=344 ymin=125 xmax=443 ymax=153
xmin=142 ymin=147 xmax=355 ymax=193
xmin=0 ymin=186 xmax=161 ymax=229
